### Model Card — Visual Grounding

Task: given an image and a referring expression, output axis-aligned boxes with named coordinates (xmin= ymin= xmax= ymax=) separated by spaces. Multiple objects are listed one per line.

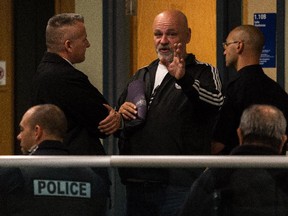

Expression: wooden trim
xmin=130 ymin=15 xmax=138 ymax=75
xmin=0 ymin=0 xmax=14 ymax=154
xmin=55 ymin=0 xmax=75 ymax=14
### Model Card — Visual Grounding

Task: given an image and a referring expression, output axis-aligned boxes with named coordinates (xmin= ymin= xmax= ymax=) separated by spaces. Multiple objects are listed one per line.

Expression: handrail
xmin=0 ymin=155 xmax=288 ymax=168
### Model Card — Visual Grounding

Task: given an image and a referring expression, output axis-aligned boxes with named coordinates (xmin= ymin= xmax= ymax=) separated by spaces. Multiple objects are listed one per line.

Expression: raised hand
xmin=160 ymin=43 xmax=186 ymax=80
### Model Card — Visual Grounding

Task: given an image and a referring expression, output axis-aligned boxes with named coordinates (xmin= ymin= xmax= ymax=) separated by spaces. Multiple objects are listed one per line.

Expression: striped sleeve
xmin=192 ymin=61 xmax=224 ymax=107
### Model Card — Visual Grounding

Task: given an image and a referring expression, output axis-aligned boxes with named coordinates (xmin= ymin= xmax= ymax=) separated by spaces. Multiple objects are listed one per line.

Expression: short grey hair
xmin=46 ymin=13 xmax=84 ymax=52
xmin=239 ymin=104 xmax=286 ymax=148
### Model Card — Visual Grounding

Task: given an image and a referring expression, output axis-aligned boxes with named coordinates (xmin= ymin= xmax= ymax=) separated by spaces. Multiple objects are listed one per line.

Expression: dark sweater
xmin=179 ymin=145 xmax=288 ymax=216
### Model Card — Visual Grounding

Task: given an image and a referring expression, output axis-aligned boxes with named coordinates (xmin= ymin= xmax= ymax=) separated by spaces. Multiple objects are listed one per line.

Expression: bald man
xmin=116 ymin=10 xmax=223 ymax=216
xmin=212 ymin=25 xmax=288 ymax=155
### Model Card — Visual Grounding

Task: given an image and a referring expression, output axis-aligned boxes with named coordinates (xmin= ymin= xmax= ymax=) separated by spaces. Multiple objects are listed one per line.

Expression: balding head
xmin=231 ymin=25 xmax=265 ymax=55
xmin=26 ymin=104 xmax=67 ymax=138
xmin=152 ymin=10 xmax=191 ymax=62
xmin=153 ymin=10 xmax=189 ymax=31
xmin=17 ymin=104 xmax=67 ymax=154
xmin=224 ymin=25 xmax=265 ymax=71
xmin=237 ymin=104 xmax=287 ymax=154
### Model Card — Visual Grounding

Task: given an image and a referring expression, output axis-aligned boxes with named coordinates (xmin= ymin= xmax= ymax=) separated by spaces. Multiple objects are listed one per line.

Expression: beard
xmin=156 ymin=45 xmax=174 ymax=62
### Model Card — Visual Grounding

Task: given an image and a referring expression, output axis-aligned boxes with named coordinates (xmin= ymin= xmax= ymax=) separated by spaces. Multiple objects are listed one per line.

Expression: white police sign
xmin=33 ymin=179 xmax=91 ymax=198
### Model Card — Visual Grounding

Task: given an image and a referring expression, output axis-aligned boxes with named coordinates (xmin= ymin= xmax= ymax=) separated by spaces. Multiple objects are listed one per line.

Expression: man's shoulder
xmin=186 ymin=54 xmax=218 ymax=73
xmin=34 ymin=140 xmax=69 ymax=155
xmin=132 ymin=59 xmax=159 ymax=79
xmin=41 ymin=52 xmax=66 ymax=63
xmin=136 ymin=59 xmax=159 ymax=72
xmin=39 ymin=52 xmax=74 ymax=71
xmin=36 ymin=56 xmax=83 ymax=81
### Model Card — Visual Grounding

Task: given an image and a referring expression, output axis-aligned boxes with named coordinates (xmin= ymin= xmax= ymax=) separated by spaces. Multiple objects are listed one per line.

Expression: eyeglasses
xmin=222 ymin=41 xmax=240 ymax=49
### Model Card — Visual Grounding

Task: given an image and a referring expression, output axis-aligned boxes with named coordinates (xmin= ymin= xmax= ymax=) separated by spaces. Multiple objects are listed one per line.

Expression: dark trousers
xmin=125 ymin=182 xmax=190 ymax=216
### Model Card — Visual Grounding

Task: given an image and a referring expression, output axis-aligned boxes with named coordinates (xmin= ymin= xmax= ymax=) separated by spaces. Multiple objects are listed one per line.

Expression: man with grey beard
xmin=116 ymin=10 xmax=224 ymax=216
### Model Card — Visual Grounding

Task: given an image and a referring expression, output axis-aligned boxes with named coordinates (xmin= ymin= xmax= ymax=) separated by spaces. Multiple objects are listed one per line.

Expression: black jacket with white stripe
xmin=117 ymin=54 xmax=223 ymax=186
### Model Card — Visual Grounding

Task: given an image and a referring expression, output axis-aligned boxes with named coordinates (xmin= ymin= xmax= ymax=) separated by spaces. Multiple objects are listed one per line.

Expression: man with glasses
xmin=212 ymin=24 xmax=288 ymax=155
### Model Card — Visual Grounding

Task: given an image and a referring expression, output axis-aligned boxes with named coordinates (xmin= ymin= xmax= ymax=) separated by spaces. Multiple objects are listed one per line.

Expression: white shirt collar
xmin=28 ymin=145 xmax=39 ymax=155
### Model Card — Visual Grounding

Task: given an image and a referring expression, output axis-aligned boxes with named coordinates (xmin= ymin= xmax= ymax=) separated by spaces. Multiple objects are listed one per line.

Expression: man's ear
xmin=279 ymin=134 xmax=288 ymax=154
xmin=186 ymin=28 xmax=191 ymax=44
xmin=236 ymin=41 xmax=244 ymax=54
xmin=64 ymin=39 xmax=72 ymax=52
xmin=281 ymin=135 xmax=287 ymax=145
xmin=34 ymin=125 xmax=43 ymax=141
xmin=237 ymin=128 xmax=243 ymax=145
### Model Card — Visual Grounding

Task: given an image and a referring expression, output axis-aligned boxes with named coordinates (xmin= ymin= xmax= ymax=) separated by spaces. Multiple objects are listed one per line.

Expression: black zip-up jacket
xmin=117 ymin=54 xmax=223 ymax=186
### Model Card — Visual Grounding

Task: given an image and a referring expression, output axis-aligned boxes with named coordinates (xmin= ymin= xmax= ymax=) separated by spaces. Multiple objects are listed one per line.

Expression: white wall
xmin=75 ymin=0 xmax=103 ymax=92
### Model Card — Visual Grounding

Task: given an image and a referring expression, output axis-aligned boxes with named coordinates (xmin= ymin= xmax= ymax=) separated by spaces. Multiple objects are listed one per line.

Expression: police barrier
xmin=0 ymin=155 xmax=288 ymax=168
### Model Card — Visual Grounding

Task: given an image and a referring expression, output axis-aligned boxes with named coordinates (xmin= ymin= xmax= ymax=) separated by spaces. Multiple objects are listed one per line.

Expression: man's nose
xmin=160 ymin=35 xmax=169 ymax=44
xmin=86 ymin=40 xmax=91 ymax=48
